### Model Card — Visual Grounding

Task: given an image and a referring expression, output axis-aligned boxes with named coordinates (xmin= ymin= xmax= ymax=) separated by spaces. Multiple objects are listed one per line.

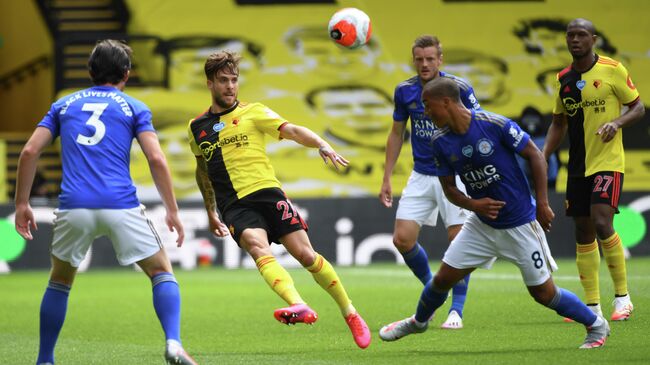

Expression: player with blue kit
xmin=380 ymin=35 xmax=481 ymax=329
xmin=379 ymin=76 xmax=610 ymax=349
xmin=14 ymin=40 xmax=197 ymax=364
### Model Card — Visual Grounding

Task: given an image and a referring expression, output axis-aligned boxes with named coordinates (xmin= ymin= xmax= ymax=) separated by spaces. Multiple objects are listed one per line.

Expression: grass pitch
xmin=1 ymin=258 xmax=649 ymax=364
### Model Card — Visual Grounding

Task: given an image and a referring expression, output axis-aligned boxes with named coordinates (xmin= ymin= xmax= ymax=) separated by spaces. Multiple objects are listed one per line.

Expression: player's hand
xmin=208 ymin=213 xmax=230 ymax=237
xmin=165 ymin=212 xmax=185 ymax=247
xmin=536 ymin=202 xmax=555 ymax=232
xmin=379 ymin=181 xmax=393 ymax=208
xmin=318 ymin=144 xmax=349 ymax=170
xmin=596 ymin=122 xmax=619 ymax=142
xmin=14 ymin=203 xmax=37 ymax=240
xmin=472 ymin=198 xmax=506 ymax=220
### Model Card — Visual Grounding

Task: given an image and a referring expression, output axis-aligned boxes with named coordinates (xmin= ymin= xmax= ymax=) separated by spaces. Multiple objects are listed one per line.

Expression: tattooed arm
xmin=195 ymin=156 xmax=229 ymax=237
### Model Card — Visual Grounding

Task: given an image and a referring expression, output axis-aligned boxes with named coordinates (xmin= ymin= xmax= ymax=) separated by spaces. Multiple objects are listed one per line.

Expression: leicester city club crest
xmin=477 ymin=138 xmax=494 ymax=156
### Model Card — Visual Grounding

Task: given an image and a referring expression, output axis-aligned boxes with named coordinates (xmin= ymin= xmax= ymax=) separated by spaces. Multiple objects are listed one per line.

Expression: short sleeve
xmin=431 ymin=142 xmax=454 ymax=176
xmin=501 ymin=119 xmax=531 ymax=154
xmin=392 ymin=85 xmax=408 ymax=122
xmin=253 ymin=104 xmax=288 ymax=139
xmin=612 ymin=62 xmax=640 ymax=105
xmin=460 ymin=85 xmax=481 ymax=111
xmin=130 ymin=100 xmax=155 ymax=135
xmin=552 ymin=77 xmax=566 ymax=115
xmin=187 ymin=120 xmax=202 ymax=156
xmin=36 ymin=103 xmax=61 ymax=139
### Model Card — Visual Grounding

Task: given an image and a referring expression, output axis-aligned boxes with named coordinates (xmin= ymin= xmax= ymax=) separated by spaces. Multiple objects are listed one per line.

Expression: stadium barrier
xmin=1 ymin=192 xmax=649 ymax=272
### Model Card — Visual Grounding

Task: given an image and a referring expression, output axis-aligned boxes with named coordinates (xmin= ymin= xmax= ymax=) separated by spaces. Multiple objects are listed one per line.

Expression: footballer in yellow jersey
xmin=553 ymin=55 xmax=639 ymax=178
xmin=188 ymin=101 xmax=286 ymax=211
xmin=543 ymin=18 xmax=644 ymax=322
xmin=190 ymin=50 xmax=371 ymax=349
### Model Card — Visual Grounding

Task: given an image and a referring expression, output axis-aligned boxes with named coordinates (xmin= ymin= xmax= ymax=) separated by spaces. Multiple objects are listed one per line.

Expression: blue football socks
xmin=402 ymin=243 xmax=433 ymax=285
xmin=450 ymin=274 xmax=470 ymax=317
xmin=37 ymin=281 xmax=71 ymax=365
xmin=547 ymin=287 xmax=597 ymax=326
xmin=414 ymin=280 xmax=449 ymax=323
xmin=152 ymin=273 xmax=182 ymax=343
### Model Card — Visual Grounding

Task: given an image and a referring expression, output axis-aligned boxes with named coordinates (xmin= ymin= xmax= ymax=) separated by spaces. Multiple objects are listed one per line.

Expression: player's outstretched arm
xmin=542 ymin=113 xmax=567 ymax=160
xmin=380 ymin=121 xmax=406 ymax=208
xmin=137 ymin=131 xmax=185 ymax=246
xmin=194 ymin=156 xmax=229 ymax=237
xmin=439 ymin=175 xmax=505 ymax=220
xmin=279 ymin=123 xmax=349 ymax=170
xmin=14 ymin=127 xmax=52 ymax=240
xmin=596 ymin=98 xmax=645 ymax=143
xmin=519 ymin=140 xmax=554 ymax=232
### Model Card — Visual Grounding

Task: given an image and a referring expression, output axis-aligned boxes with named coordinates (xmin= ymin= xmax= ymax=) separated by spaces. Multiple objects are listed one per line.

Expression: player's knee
xmin=528 ymin=286 xmax=555 ymax=306
xmin=242 ymin=236 xmax=270 ymax=257
xmin=296 ymin=249 xmax=316 ymax=267
xmin=432 ymin=273 xmax=454 ymax=292
xmin=392 ymin=234 xmax=416 ymax=253
xmin=592 ymin=217 xmax=613 ymax=238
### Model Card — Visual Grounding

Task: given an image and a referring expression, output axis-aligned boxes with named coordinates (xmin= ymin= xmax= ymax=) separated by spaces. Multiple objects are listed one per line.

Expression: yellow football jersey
xmin=553 ymin=55 xmax=640 ymax=177
xmin=188 ymin=101 xmax=286 ymax=210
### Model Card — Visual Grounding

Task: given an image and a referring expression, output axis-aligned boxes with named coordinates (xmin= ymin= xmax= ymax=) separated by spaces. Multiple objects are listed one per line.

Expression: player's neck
xmin=572 ymin=52 xmax=597 ymax=73
xmin=449 ymin=107 xmax=472 ymax=135
xmin=97 ymin=82 xmax=124 ymax=91
xmin=210 ymin=101 xmax=238 ymax=114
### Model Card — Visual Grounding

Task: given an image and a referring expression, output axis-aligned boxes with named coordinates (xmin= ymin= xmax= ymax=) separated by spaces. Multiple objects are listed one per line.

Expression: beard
xmin=213 ymin=94 xmax=236 ymax=109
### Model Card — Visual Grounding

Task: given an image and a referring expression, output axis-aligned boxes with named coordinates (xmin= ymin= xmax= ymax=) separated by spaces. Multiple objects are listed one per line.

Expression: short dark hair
xmin=204 ymin=51 xmax=241 ymax=80
xmin=567 ymin=18 xmax=596 ymax=36
xmin=412 ymin=35 xmax=442 ymax=57
xmin=422 ymin=77 xmax=460 ymax=102
xmin=88 ymin=39 xmax=132 ymax=85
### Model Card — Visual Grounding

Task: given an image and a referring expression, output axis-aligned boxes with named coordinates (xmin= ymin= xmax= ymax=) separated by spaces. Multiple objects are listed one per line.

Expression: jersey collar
xmin=209 ymin=101 xmax=239 ymax=117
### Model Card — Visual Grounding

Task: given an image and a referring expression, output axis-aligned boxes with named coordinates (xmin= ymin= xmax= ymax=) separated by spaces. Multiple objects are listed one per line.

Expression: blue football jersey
xmin=431 ymin=110 xmax=535 ymax=229
xmin=393 ymin=72 xmax=481 ymax=176
xmin=38 ymin=85 xmax=155 ymax=209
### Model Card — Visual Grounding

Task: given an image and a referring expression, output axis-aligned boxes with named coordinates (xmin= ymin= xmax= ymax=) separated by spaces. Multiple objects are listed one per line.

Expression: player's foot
xmin=165 ymin=340 xmax=198 ymax=365
xmin=611 ymin=295 xmax=633 ymax=321
xmin=379 ymin=315 xmax=428 ymax=342
xmin=579 ymin=315 xmax=610 ymax=349
xmin=345 ymin=312 xmax=371 ymax=349
xmin=564 ymin=304 xmax=601 ymax=323
xmin=273 ymin=303 xmax=318 ymax=325
xmin=441 ymin=310 xmax=463 ymax=329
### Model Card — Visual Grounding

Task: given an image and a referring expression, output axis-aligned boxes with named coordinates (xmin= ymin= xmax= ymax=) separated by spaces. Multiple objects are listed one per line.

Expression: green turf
xmin=1 ymin=258 xmax=649 ymax=364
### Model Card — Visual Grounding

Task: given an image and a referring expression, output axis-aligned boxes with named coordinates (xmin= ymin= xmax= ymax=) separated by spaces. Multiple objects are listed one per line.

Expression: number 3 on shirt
xmin=76 ymin=102 xmax=108 ymax=146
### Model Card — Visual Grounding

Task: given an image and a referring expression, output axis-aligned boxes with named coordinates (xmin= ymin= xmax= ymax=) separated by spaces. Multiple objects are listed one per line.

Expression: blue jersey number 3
xmin=76 ymin=102 xmax=108 ymax=146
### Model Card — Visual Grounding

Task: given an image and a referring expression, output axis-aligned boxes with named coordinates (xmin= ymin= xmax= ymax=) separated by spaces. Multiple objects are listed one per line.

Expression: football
xmin=328 ymin=8 xmax=372 ymax=49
